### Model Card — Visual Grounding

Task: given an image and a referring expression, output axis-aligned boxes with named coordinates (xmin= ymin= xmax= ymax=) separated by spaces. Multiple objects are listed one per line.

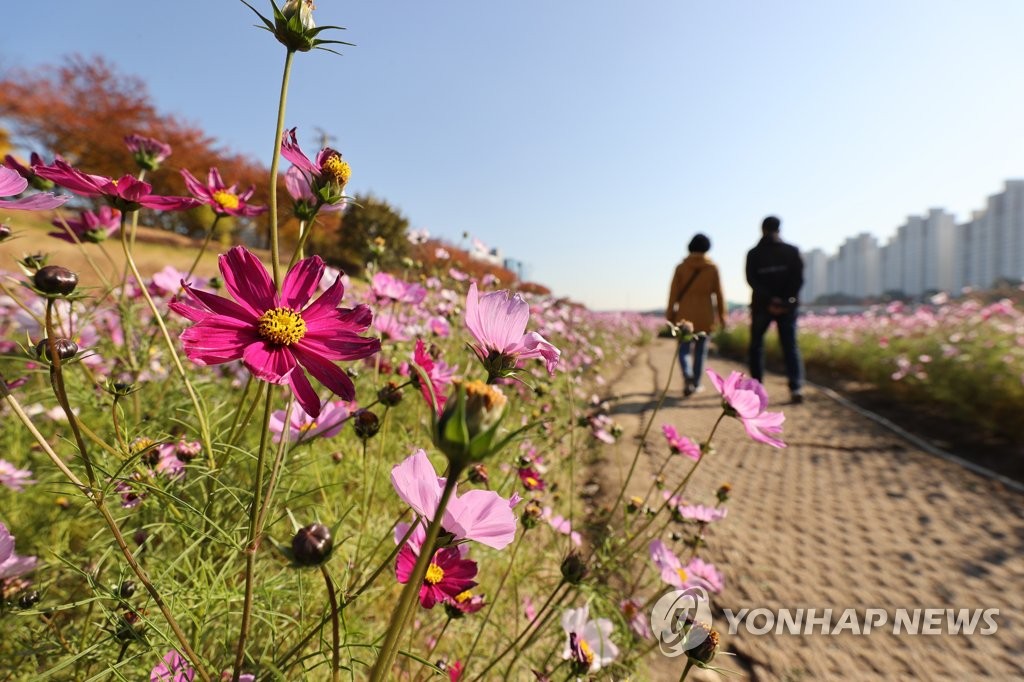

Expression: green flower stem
xmin=229 ymin=380 xmax=267 ymax=447
xmin=253 ymin=399 xmax=294 ymax=534
xmin=501 ymin=585 xmax=575 ymax=679
xmin=422 ymin=615 xmax=451 ymax=669
xmin=51 ymin=210 xmax=114 ymax=292
xmin=267 ymin=50 xmax=296 ymax=289
xmin=286 ymin=218 xmax=312 ymax=271
xmin=469 ymin=579 xmax=568 ymax=682
xmin=183 ymin=214 xmax=222 ymax=286
xmin=231 ymin=388 xmax=277 ymax=681
xmin=679 ymin=658 xmax=695 ymax=681
xmin=369 ymin=472 xmax=461 ymax=682
xmin=277 ymin=519 xmax=415 ymax=672
xmin=39 ymin=303 xmax=211 ymax=682
xmin=320 ymin=564 xmax=341 ymax=682
xmin=605 ymin=334 xmax=680 ymax=521
xmin=118 ymin=213 xmax=215 ymax=465
xmin=225 ymin=374 xmax=255 ymax=443
xmin=461 ymin=529 xmax=526 ymax=672
xmin=609 ymin=412 xmax=725 ymax=566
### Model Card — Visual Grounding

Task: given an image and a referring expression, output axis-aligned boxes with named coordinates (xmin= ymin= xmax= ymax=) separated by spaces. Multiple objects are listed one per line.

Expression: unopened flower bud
xmin=560 ymin=550 xmax=588 ymax=585
xmin=34 ymin=265 xmax=78 ymax=296
xmin=377 ymin=381 xmax=403 ymax=407
xmin=626 ymin=496 xmax=643 ymax=513
xmin=118 ymin=580 xmax=136 ymax=599
xmin=34 ymin=338 xmax=78 ymax=362
xmin=685 ymin=622 xmax=720 ymax=665
xmin=282 ymin=0 xmax=316 ymax=28
xmin=468 ymin=463 xmax=489 ymax=485
xmin=18 ymin=590 xmax=40 ymax=609
xmin=521 ymin=499 xmax=543 ymax=528
xmin=0 ymin=225 xmax=11 ymax=241
xmin=292 ymin=522 xmax=333 ymax=566
xmin=716 ymin=483 xmax=731 ymax=503
xmin=435 ymin=380 xmax=508 ymax=468
xmin=353 ymin=410 xmax=380 ymax=440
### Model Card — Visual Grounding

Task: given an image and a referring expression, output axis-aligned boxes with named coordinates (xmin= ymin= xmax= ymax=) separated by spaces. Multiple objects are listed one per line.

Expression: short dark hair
xmin=762 ymin=216 xmax=781 ymax=233
xmin=688 ymin=233 xmax=711 ymax=253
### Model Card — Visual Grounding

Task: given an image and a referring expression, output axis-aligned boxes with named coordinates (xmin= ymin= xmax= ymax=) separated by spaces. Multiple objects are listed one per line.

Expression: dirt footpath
xmin=599 ymin=338 xmax=1024 ymax=681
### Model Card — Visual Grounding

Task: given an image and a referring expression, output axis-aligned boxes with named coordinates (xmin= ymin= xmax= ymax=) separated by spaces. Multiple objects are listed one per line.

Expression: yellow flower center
xmin=299 ymin=421 xmax=318 ymax=432
xmin=677 ymin=568 xmax=689 ymax=583
xmin=454 ymin=590 xmax=473 ymax=603
xmin=212 ymin=190 xmax=240 ymax=211
xmin=525 ymin=476 xmax=540 ymax=488
xmin=257 ymin=307 xmax=307 ymax=345
xmin=578 ymin=638 xmax=594 ymax=665
xmin=424 ymin=563 xmax=445 ymax=585
xmin=322 ymin=153 xmax=351 ymax=187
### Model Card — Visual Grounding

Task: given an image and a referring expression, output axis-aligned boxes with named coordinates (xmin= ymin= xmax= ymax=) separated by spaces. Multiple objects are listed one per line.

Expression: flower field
xmin=0 ymin=3 xmax=805 ymax=679
xmin=715 ymin=297 xmax=1024 ymax=446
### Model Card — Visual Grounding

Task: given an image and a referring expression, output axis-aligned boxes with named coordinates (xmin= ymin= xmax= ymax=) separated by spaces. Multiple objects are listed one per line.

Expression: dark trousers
xmin=748 ymin=308 xmax=804 ymax=393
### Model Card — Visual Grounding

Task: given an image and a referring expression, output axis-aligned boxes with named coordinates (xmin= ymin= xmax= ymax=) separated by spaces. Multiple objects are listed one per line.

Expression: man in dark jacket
xmin=745 ymin=215 xmax=805 ymax=403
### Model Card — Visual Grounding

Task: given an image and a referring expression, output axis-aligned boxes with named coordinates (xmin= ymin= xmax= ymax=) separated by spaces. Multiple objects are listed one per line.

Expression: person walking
xmin=745 ymin=215 xmax=805 ymax=403
xmin=666 ymin=233 xmax=727 ymax=397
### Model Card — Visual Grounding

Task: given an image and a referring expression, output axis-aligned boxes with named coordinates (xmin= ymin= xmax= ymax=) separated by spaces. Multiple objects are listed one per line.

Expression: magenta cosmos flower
xmin=465 ymin=282 xmax=560 ymax=381
xmin=50 ymin=206 xmax=120 ymax=243
xmin=124 ymin=134 xmax=172 ymax=171
xmin=149 ymin=649 xmax=194 ymax=682
xmin=706 ymin=369 xmax=786 ymax=448
xmin=396 ymin=542 xmax=478 ymax=609
xmin=371 ymin=271 xmax=426 ymax=305
xmin=281 ymin=127 xmax=351 ymax=205
xmin=169 ymin=246 xmax=380 ymax=418
xmin=0 ymin=166 xmax=68 ymax=211
xmin=390 ymin=449 xmax=517 ymax=550
xmin=180 ymin=167 xmax=267 ymax=217
xmin=33 ymin=157 xmax=200 ymax=212
xmin=405 ymin=338 xmax=456 ymax=414
xmin=661 ymin=424 xmax=701 ymax=461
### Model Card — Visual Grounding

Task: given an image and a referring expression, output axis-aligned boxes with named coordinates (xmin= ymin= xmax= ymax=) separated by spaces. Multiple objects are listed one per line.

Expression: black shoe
xmin=790 ymin=392 xmax=804 ymax=405
xmin=684 ymin=379 xmax=696 ymax=397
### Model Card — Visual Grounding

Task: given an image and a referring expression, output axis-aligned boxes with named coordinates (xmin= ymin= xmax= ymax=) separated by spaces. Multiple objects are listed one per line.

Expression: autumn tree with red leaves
xmin=0 ymin=55 xmax=271 ymax=241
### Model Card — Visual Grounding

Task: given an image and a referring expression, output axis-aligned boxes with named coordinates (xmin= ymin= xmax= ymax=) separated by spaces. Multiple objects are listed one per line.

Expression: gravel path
xmin=598 ymin=338 xmax=1024 ymax=681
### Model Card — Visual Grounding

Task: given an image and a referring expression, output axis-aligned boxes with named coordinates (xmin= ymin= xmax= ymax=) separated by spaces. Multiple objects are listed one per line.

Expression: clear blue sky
xmin=4 ymin=1 xmax=1024 ymax=310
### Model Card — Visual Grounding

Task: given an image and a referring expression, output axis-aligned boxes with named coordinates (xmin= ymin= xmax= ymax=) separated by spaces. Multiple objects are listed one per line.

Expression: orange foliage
xmin=0 ymin=55 xmax=271 ymax=239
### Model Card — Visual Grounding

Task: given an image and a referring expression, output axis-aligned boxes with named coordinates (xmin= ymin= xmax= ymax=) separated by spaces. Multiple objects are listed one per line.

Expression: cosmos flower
xmin=34 ymin=157 xmax=200 ymax=212
xmin=661 ymin=424 xmax=702 ymax=461
xmin=149 ymin=649 xmax=194 ymax=682
xmin=465 ymin=282 xmax=560 ymax=380
xmin=0 ymin=166 xmax=68 ymax=211
xmin=0 ymin=523 xmax=37 ymax=581
xmin=396 ymin=543 xmax=478 ymax=609
xmin=561 ymin=604 xmax=619 ymax=673
xmin=169 ymin=246 xmax=380 ymax=418
xmin=649 ymin=539 xmax=715 ymax=591
xmin=281 ymin=128 xmax=351 ymax=206
xmin=390 ymin=449 xmax=517 ymax=550
xmin=0 ymin=460 xmax=35 ymax=492
xmin=180 ymin=168 xmax=267 ymax=217
xmin=49 ymin=206 xmax=120 ymax=243
xmin=406 ymin=338 xmax=456 ymax=413
xmin=706 ymin=369 xmax=786 ymax=448
xmin=269 ymin=399 xmax=354 ymax=442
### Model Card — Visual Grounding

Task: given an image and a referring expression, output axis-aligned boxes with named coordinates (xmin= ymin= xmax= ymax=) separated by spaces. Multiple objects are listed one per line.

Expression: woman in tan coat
xmin=665 ymin=233 xmax=727 ymax=396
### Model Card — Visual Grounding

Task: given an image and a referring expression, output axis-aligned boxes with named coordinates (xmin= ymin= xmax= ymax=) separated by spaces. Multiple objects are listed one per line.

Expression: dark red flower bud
xmin=33 ymin=265 xmax=78 ymax=296
xmin=292 ymin=522 xmax=333 ymax=566
xmin=353 ymin=410 xmax=380 ymax=440
xmin=35 ymin=338 xmax=78 ymax=361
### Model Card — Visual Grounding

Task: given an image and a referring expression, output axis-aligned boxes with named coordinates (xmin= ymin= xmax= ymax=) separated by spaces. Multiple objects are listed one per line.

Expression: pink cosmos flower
xmin=0 ymin=460 xmax=35 ymax=492
xmin=0 ymin=166 xmax=68 ymax=211
xmin=648 ymin=539 xmax=712 ymax=591
xmin=269 ymin=399 xmax=354 ymax=442
xmin=50 ymin=206 xmax=121 ymax=243
xmin=284 ymin=166 xmax=345 ymax=218
xmin=281 ymin=128 xmax=351 ymax=201
xmin=465 ymin=282 xmax=560 ymax=379
xmin=445 ymin=590 xmax=486 ymax=616
xmin=661 ymin=424 xmax=702 ymax=461
xmin=124 ymin=134 xmax=172 ymax=170
xmin=169 ymin=246 xmax=380 ymax=418
xmin=706 ymin=369 xmax=786 ymax=448
xmin=150 ymin=649 xmax=194 ymax=682
xmin=542 ymin=507 xmax=582 ymax=546
xmin=406 ymin=338 xmax=456 ymax=413
xmin=620 ymin=599 xmax=652 ymax=639
xmin=517 ymin=466 xmax=546 ymax=491
xmin=181 ymin=168 xmax=267 ymax=217
xmin=675 ymin=503 xmax=728 ymax=524
xmin=560 ymin=605 xmax=619 ymax=673
xmin=390 ymin=449 xmax=517 ymax=550
xmin=4 ymin=152 xmax=49 ymax=185
xmin=396 ymin=543 xmax=478 ymax=609
xmin=686 ymin=557 xmax=724 ymax=593
xmin=371 ymin=272 xmax=427 ymax=305
xmin=34 ymin=157 xmax=200 ymax=212
xmin=0 ymin=523 xmax=37 ymax=581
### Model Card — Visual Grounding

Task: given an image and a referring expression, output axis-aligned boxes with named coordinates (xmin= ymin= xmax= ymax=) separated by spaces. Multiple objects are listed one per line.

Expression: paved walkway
xmin=600 ymin=338 xmax=1024 ymax=681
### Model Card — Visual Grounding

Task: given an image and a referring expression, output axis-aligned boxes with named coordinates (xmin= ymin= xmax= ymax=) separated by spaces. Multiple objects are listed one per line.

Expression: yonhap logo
xmin=650 ymin=586 xmax=714 ymax=657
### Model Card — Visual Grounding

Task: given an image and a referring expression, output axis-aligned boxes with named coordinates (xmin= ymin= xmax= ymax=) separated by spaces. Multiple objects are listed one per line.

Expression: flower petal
xmin=281 ymin=255 xmax=325 ymax=310
xmin=220 ymin=246 xmax=276 ymax=317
